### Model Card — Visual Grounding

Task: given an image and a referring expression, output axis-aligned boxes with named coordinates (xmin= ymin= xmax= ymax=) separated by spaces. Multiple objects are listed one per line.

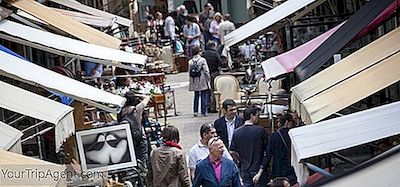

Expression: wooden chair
xmin=252 ymin=77 xmax=282 ymax=96
xmin=152 ymin=94 xmax=167 ymax=125
xmin=248 ymin=77 xmax=282 ymax=105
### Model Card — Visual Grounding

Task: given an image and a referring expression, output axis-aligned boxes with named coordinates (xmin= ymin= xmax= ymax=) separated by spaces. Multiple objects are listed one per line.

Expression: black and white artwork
xmin=76 ymin=124 xmax=136 ymax=172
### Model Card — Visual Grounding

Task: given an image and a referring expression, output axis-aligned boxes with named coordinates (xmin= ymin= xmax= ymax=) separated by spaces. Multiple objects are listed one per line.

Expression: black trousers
xmin=135 ymin=138 xmax=148 ymax=167
xmin=208 ymin=71 xmax=220 ymax=111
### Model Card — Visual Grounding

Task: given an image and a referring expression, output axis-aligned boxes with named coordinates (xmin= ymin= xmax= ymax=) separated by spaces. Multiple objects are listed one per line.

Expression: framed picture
xmin=76 ymin=124 xmax=137 ymax=172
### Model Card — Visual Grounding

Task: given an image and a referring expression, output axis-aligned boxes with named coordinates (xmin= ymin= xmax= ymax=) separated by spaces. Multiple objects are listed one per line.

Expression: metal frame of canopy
xmin=7 ymin=0 xmax=122 ymax=49
xmin=0 ymin=20 xmax=146 ymax=72
xmin=0 ymin=49 xmax=126 ymax=114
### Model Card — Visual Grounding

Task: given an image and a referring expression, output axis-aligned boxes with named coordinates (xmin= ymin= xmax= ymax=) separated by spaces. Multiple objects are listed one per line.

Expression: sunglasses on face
xmin=206 ymin=123 xmax=214 ymax=128
xmin=228 ymin=108 xmax=237 ymax=112
xmin=209 ymin=136 xmax=221 ymax=146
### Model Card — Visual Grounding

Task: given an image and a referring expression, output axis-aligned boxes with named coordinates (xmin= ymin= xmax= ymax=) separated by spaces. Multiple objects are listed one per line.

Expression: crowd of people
xmin=68 ymin=87 xmax=302 ymax=187
xmin=76 ymin=3 xmax=301 ymax=187
xmin=144 ymin=3 xmax=236 ymax=59
xmin=146 ymin=100 xmax=302 ymax=187
xmin=101 ymin=76 xmax=301 ymax=187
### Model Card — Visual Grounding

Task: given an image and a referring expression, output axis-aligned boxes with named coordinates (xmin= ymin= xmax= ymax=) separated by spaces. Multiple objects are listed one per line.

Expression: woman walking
xmin=188 ymin=46 xmax=211 ymax=117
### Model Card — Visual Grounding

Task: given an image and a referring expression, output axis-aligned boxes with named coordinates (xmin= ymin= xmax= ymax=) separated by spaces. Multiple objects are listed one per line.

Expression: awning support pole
xmin=332 ymin=152 xmax=359 ymax=166
xmin=21 ymin=120 xmax=46 ymax=133
xmin=9 ymin=13 xmax=46 ymax=31
xmin=22 ymin=125 xmax=55 ymax=143
xmin=64 ymin=58 xmax=77 ymax=68
xmin=36 ymin=126 xmax=43 ymax=159
xmin=9 ymin=115 xmax=26 ymax=126
xmin=267 ymin=79 xmax=274 ymax=131
xmin=254 ymin=0 xmax=273 ymax=9
xmin=305 ymin=162 xmax=333 ymax=177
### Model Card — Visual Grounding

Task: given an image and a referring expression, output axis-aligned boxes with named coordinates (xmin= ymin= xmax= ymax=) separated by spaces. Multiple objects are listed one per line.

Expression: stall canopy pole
xmin=305 ymin=162 xmax=333 ymax=177
xmin=332 ymin=152 xmax=359 ymax=166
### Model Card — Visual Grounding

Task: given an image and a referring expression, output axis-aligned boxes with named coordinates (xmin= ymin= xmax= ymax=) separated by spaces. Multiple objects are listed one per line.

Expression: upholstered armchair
xmin=214 ymin=75 xmax=246 ymax=116
xmin=245 ymin=78 xmax=282 ymax=105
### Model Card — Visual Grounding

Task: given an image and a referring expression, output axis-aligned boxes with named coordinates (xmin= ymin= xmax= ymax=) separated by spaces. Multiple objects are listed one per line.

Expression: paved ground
xmin=160 ymin=72 xmax=220 ymax=153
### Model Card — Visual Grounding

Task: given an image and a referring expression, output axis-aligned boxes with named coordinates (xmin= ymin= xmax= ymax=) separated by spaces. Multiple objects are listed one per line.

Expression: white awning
xmin=0 ymin=20 xmax=146 ymax=69
xmin=49 ymin=0 xmax=132 ymax=27
xmin=224 ymin=0 xmax=321 ymax=49
xmin=0 ymin=149 xmax=66 ymax=186
xmin=8 ymin=0 xmax=121 ymax=49
xmin=0 ymin=81 xmax=75 ymax=152
xmin=0 ymin=49 xmax=126 ymax=113
xmin=15 ymin=10 xmax=46 ymax=25
xmin=0 ymin=121 xmax=23 ymax=151
xmin=53 ymin=8 xmax=115 ymax=27
xmin=291 ymin=26 xmax=400 ymax=124
xmin=289 ymin=102 xmax=400 ymax=185
xmin=290 ymin=101 xmax=400 ymax=163
xmin=16 ymin=9 xmax=114 ymax=28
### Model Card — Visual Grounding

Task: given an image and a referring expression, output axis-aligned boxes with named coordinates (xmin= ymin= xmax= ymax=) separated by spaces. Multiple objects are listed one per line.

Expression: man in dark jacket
xmin=214 ymin=99 xmax=244 ymax=149
xmin=202 ymin=40 xmax=221 ymax=113
xmin=193 ymin=137 xmax=240 ymax=187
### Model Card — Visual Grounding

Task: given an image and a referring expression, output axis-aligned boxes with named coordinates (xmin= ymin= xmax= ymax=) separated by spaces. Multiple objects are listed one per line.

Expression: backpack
xmin=119 ymin=110 xmax=143 ymax=144
xmin=189 ymin=59 xmax=202 ymax=77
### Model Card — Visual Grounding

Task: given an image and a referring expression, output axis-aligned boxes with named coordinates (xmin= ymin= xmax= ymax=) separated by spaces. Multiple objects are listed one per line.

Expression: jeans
xmin=203 ymin=31 xmax=211 ymax=49
xmin=194 ymin=90 xmax=209 ymax=115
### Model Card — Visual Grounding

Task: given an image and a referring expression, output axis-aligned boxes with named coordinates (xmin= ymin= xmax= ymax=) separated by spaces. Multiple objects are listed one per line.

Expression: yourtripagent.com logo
xmin=0 ymin=164 xmax=105 ymax=186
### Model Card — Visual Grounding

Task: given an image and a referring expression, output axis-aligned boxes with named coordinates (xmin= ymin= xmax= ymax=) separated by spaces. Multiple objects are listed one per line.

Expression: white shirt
xmin=188 ymin=140 xmax=232 ymax=170
xmin=209 ymin=20 xmax=220 ymax=39
xmin=164 ymin=16 xmax=176 ymax=39
xmin=218 ymin=20 xmax=235 ymax=44
xmin=226 ymin=116 xmax=236 ymax=147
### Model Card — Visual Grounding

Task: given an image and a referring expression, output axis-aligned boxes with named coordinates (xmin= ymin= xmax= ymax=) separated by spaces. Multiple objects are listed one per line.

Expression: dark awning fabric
xmin=294 ymin=0 xmax=395 ymax=81
xmin=311 ymin=144 xmax=400 ymax=186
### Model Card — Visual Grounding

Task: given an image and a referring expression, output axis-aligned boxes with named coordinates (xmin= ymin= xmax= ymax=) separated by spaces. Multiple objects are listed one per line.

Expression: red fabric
xmin=164 ymin=141 xmax=182 ymax=150
xmin=353 ymin=0 xmax=399 ymax=41
xmin=306 ymin=168 xmax=330 ymax=185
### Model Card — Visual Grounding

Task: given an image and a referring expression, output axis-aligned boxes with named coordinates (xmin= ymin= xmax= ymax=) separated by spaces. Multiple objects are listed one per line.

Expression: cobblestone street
xmin=163 ymin=72 xmax=219 ymax=152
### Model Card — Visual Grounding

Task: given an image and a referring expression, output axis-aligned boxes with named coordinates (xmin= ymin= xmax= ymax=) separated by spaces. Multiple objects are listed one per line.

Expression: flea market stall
xmin=0 ymin=1 xmax=177 ymax=185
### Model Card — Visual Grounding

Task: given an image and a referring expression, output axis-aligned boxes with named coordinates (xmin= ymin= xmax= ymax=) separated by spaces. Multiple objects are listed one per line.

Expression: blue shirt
xmin=183 ymin=23 xmax=201 ymax=46
xmin=84 ymin=61 xmax=103 ymax=77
